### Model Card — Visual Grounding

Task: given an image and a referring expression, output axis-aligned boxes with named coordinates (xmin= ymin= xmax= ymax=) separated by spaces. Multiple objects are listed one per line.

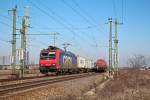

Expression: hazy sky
xmin=0 ymin=0 xmax=150 ymax=66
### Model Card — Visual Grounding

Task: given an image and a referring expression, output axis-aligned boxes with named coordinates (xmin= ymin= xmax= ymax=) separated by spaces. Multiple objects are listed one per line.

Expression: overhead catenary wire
xmin=70 ymin=0 xmax=98 ymax=26
xmin=27 ymin=0 xmax=101 ymax=59
xmin=28 ymin=0 xmax=75 ymax=45
xmin=30 ymin=0 xmax=92 ymax=42
xmin=27 ymin=35 xmax=90 ymax=60
xmin=121 ymin=0 xmax=124 ymax=24
xmin=0 ymin=39 xmax=11 ymax=44
xmin=32 ymin=26 xmax=98 ymax=30
xmin=28 ymin=0 xmax=96 ymax=47
xmin=0 ymin=21 xmax=12 ymax=28
xmin=0 ymin=16 xmax=21 ymax=31
xmin=0 ymin=37 xmax=12 ymax=45
xmin=40 ymin=2 xmax=97 ymax=47
xmin=70 ymin=0 xmax=99 ymax=47
xmin=0 ymin=12 xmax=22 ymax=25
xmin=111 ymin=0 xmax=124 ymax=23
xmin=28 ymin=0 xmax=78 ymax=45
xmin=61 ymin=0 xmax=96 ymax=27
xmin=112 ymin=0 xmax=117 ymax=19
xmin=62 ymin=0 xmax=107 ymax=33
xmin=61 ymin=0 xmax=106 ymax=48
xmin=70 ymin=0 xmax=107 ymax=32
xmin=0 ymin=15 xmax=11 ymax=21
xmin=31 ymin=0 xmax=89 ymax=37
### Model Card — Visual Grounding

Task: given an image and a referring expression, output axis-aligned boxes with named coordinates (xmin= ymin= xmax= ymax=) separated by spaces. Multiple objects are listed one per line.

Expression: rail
xmin=0 ymin=72 xmax=99 ymax=97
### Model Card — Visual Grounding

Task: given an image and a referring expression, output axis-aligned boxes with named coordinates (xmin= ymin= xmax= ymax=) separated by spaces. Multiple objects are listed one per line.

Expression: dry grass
xmin=1 ymin=70 xmax=149 ymax=100
xmin=96 ymin=69 xmax=150 ymax=100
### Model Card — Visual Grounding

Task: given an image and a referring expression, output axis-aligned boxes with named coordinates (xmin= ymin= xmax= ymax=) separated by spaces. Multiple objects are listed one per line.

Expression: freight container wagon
xmin=94 ymin=59 xmax=107 ymax=72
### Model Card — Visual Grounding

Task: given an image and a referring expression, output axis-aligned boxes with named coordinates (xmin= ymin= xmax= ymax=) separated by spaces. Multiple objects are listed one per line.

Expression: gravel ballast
xmin=1 ymin=73 xmax=107 ymax=100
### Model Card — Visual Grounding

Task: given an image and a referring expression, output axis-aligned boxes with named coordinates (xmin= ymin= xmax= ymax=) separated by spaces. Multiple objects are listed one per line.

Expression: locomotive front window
xmin=41 ymin=52 xmax=48 ymax=56
xmin=40 ymin=52 xmax=49 ymax=60
xmin=40 ymin=52 xmax=56 ymax=59
xmin=48 ymin=52 xmax=56 ymax=59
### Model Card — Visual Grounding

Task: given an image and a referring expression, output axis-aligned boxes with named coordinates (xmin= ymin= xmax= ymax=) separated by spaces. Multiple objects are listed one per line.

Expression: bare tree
xmin=126 ymin=55 xmax=148 ymax=99
xmin=127 ymin=55 xmax=148 ymax=69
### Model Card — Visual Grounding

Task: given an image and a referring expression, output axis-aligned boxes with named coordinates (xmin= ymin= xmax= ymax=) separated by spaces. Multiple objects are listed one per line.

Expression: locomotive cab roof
xmin=41 ymin=46 xmax=76 ymax=57
xmin=48 ymin=46 xmax=58 ymax=50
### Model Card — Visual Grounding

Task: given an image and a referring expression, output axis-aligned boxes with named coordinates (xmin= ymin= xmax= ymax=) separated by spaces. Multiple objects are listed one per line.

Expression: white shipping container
xmin=77 ymin=56 xmax=94 ymax=69
xmin=77 ymin=56 xmax=86 ymax=68
xmin=85 ymin=59 xmax=94 ymax=69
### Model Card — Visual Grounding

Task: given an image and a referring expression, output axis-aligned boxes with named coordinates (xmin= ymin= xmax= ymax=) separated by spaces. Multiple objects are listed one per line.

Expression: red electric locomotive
xmin=39 ymin=46 xmax=77 ymax=74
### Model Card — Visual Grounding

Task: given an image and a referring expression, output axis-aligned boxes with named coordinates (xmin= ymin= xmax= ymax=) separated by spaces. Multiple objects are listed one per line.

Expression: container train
xmin=39 ymin=46 xmax=94 ymax=74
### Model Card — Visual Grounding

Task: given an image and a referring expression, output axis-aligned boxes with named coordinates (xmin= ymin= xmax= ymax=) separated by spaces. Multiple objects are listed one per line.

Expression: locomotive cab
xmin=39 ymin=46 xmax=60 ymax=74
xmin=39 ymin=46 xmax=78 ymax=74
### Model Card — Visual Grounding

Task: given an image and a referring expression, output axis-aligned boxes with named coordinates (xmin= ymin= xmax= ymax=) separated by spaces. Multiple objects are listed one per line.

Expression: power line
xmin=28 ymin=44 xmax=43 ymax=49
xmin=27 ymin=33 xmax=67 ymax=47
xmin=0 ymin=13 xmax=22 ymax=26
xmin=28 ymin=0 xmax=96 ymax=47
xmin=122 ymin=0 xmax=124 ymax=24
xmin=62 ymin=0 xmax=106 ymax=33
xmin=112 ymin=0 xmax=124 ymax=24
xmin=34 ymin=0 xmax=88 ymax=42
xmin=61 ymin=0 xmax=96 ymax=27
xmin=71 ymin=0 xmax=105 ymax=35
xmin=0 ymin=21 xmax=12 ymax=28
xmin=70 ymin=0 xmax=100 ymax=46
xmin=28 ymin=0 xmax=102 ymax=57
xmin=61 ymin=0 xmax=105 ymax=47
xmin=44 ymin=0 xmax=98 ymax=46
xmin=28 ymin=38 xmax=47 ymax=46
xmin=112 ymin=0 xmax=117 ymax=19
xmin=32 ymin=26 xmax=97 ymax=30
xmin=71 ymin=0 xmax=97 ymax=25
xmin=0 ymin=39 xmax=11 ymax=44
xmin=0 ymin=41 xmax=10 ymax=46
xmin=0 ymin=15 xmax=11 ymax=21
xmin=29 ymin=1 xmax=76 ymax=37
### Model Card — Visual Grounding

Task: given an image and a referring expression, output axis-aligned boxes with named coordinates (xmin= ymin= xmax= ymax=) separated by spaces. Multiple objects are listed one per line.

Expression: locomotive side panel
xmin=60 ymin=51 xmax=77 ymax=69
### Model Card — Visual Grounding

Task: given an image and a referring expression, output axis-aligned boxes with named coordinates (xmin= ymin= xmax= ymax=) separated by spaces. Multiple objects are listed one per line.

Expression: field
xmin=0 ymin=69 xmax=149 ymax=100
xmin=0 ymin=69 xmax=39 ymax=75
xmin=84 ymin=69 xmax=150 ymax=100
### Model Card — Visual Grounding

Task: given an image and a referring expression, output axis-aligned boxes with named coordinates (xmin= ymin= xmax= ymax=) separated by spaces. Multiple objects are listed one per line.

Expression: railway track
xmin=0 ymin=74 xmax=46 ymax=82
xmin=0 ymin=72 xmax=99 ymax=97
